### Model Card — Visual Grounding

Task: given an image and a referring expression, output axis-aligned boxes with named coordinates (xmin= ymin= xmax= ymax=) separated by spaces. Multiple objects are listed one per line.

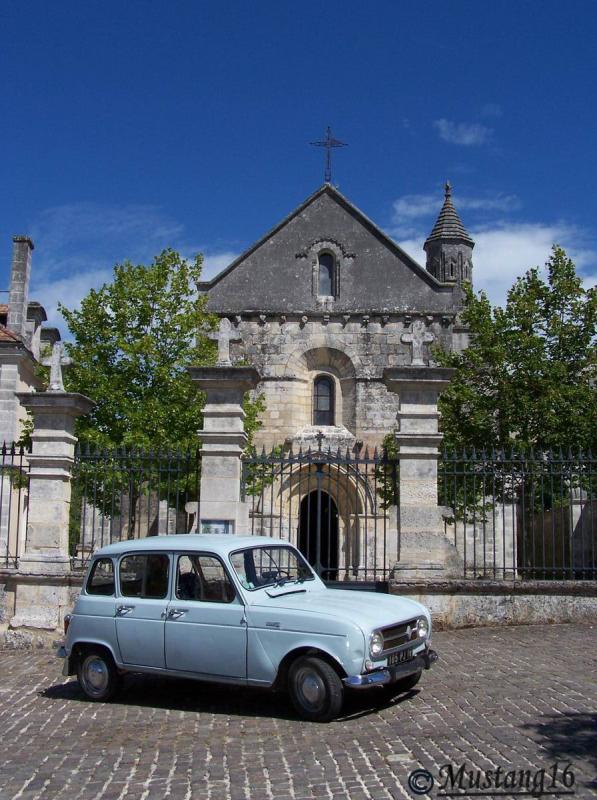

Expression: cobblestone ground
xmin=0 ymin=623 xmax=595 ymax=800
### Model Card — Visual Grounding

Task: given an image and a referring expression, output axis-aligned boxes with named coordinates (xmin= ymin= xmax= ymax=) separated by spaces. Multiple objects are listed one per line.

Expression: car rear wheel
xmin=77 ymin=648 xmax=121 ymax=702
xmin=288 ymin=656 xmax=343 ymax=722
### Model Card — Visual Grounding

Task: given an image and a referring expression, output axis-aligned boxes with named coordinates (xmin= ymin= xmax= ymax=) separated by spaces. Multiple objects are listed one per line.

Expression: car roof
xmin=94 ymin=534 xmax=287 ymax=558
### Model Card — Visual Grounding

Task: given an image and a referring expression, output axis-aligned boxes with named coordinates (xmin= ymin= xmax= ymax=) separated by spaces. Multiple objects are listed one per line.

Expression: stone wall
xmin=232 ymin=314 xmax=456 ymax=450
xmin=389 ymin=580 xmax=597 ymax=629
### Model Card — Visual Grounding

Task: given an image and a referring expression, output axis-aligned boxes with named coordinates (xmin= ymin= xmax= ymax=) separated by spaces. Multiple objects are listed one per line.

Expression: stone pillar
xmin=188 ymin=366 xmax=260 ymax=534
xmin=7 ymin=236 xmax=34 ymax=340
xmin=383 ymin=366 xmax=462 ymax=580
xmin=10 ymin=392 xmax=94 ymax=629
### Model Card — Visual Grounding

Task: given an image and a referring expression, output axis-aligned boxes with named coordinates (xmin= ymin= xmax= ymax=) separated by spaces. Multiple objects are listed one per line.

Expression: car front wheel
xmin=288 ymin=656 xmax=343 ymax=722
xmin=77 ymin=648 xmax=121 ymax=702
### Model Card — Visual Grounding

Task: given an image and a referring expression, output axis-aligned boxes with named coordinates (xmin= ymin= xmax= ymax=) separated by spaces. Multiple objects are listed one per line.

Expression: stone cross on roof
xmin=209 ymin=318 xmax=241 ymax=367
xmin=401 ymin=319 xmax=434 ymax=366
xmin=41 ymin=341 xmax=72 ymax=391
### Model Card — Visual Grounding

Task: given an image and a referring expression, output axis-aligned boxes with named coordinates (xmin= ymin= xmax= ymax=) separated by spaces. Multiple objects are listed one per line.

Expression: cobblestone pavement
xmin=0 ymin=623 xmax=595 ymax=800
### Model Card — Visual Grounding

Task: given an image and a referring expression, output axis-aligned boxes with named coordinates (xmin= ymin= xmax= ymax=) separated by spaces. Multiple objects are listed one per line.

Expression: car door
xmin=164 ymin=552 xmax=247 ymax=679
xmin=115 ymin=552 xmax=170 ymax=668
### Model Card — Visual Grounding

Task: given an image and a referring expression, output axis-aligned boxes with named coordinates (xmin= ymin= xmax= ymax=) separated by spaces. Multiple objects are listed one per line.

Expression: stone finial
xmin=41 ymin=342 xmax=72 ymax=391
xmin=445 ymin=180 xmax=452 ymax=198
xmin=401 ymin=319 xmax=435 ymax=366
xmin=208 ymin=318 xmax=242 ymax=367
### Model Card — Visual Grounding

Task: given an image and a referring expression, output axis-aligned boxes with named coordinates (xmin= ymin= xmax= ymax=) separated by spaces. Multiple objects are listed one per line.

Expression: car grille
xmin=381 ymin=618 xmax=419 ymax=652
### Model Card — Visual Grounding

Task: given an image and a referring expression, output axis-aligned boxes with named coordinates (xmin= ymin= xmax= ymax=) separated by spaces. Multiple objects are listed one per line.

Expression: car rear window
xmin=86 ymin=558 xmax=115 ymax=596
xmin=119 ymin=554 xmax=170 ymax=599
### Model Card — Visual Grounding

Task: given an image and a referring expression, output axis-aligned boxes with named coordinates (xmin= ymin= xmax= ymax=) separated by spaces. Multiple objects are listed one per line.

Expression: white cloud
xmin=391 ymin=191 xmax=520 ymax=238
xmin=433 ymin=118 xmax=493 ymax=146
xmin=398 ymin=222 xmax=597 ymax=307
xmin=201 ymin=251 xmax=239 ymax=280
xmin=32 ymin=268 xmax=113 ymax=330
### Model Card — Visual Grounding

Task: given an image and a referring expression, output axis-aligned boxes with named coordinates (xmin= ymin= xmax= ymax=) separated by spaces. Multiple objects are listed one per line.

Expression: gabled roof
xmin=198 ymin=183 xmax=447 ymax=291
xmin=425 ymin=182 xmax=474 ymax=245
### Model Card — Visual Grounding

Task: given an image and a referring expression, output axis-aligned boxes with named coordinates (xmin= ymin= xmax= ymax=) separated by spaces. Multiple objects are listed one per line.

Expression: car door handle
xmin=116 ymin=605 xmax=135 ymax=616
xmin=168 ymin=608 xmax=188 ymax=619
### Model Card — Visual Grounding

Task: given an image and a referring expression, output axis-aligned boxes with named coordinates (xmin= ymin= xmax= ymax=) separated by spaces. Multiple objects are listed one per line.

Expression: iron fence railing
xmin=242 ymin=444 xmax=399 ymax=582
xmin=0 ymin=442 xmax=29 ymax=568
xmin=71 ymin=446 xmax=201 ymax=568
xmin=440 ymin=448 xmax=596 ymax=580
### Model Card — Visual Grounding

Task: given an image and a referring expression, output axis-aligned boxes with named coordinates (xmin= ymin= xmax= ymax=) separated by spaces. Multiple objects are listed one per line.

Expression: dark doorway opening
xmin=298 ymin=490 xmax=339 ymax=580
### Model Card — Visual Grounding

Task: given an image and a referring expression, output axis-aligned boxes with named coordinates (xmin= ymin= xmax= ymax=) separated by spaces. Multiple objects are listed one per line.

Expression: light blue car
xmin=58 ymin=535 xmax=437 ymax=721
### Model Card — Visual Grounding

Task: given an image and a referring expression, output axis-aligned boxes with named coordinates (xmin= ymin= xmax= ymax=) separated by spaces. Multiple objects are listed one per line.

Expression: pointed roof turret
xmin=425 ymin=182 xmax=474 ymax=245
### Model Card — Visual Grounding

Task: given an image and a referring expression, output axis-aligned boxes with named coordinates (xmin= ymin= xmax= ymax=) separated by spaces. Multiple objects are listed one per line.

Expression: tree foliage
xmin=60 ymin=249 xmax=263 ymax=450
xmin=437 ymin=246 xmax=596 ymax=452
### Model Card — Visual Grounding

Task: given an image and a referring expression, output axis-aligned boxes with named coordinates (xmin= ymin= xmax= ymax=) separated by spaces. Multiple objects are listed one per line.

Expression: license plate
xmin=387 ymin=648 xmax=414 ymax=667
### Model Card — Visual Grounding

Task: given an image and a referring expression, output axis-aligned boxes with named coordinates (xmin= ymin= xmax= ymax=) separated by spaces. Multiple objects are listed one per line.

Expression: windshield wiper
xmin=266 ymin=587 xmax=307 ymax=598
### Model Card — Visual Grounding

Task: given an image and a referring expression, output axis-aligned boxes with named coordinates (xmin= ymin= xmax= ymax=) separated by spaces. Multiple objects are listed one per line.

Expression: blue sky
xmin=1 ymin=1 xmax=596 ymax=333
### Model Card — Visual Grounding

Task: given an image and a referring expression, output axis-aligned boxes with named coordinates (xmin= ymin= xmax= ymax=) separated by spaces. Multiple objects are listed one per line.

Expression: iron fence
xmin=241 ymin=444 xmax=399 ymax=583
xmin=71 ymin=446 xmax=201 ymax=568
xmin=440 ymin=448 xmax=596 ymax=580
xmin=0 ymin=443 xmax=29 ymax=567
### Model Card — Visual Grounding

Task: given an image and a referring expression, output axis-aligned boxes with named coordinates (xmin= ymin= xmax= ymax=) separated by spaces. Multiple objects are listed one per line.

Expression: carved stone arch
xmin=284 ymin=345 xmax=358 ymax=432
xmin=298 ymin=238 xmax=354 ymax=300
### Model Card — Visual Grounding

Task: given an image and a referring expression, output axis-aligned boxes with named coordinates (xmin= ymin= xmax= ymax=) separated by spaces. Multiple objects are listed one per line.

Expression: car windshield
xmin=229 ymin=545 xmax=315 ymax=591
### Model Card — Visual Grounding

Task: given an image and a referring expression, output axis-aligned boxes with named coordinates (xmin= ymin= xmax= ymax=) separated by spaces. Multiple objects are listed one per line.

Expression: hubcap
xmin=296 ymin=667 xmax=325 ymax=711
xmin=83 ymin=656 xmax=109 ymax=695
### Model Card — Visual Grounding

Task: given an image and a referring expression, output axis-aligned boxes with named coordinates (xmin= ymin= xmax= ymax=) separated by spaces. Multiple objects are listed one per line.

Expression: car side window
xmin=86 ymin=558 xmax=115 ymax=596
xmin=120 ymin=554 xmax=170 ymax=599
xmin=176 ymin=554 xmax=236 ymax=603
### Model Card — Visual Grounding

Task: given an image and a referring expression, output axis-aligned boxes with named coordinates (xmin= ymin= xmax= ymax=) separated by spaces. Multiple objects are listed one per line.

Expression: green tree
xmin=59 ymin=249 xmax=264 ymax=545
xmin=437 ymin=246 xmax=596 ymax=452
xmin=60 ymin=248 xmax=262 ymax=449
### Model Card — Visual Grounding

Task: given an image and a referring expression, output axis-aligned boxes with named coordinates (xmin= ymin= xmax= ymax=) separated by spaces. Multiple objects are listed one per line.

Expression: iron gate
xmin=242 ymin=442 xmax=400 ymax=583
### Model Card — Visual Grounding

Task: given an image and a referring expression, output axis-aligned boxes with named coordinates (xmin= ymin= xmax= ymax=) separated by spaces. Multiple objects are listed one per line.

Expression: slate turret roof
xmin=425 ymin=182 xmax=474 ymax=244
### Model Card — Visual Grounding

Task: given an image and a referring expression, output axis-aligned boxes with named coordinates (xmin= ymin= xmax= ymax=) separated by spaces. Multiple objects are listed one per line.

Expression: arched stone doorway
xmin=298 ymin=490 xmax=339 ymax=581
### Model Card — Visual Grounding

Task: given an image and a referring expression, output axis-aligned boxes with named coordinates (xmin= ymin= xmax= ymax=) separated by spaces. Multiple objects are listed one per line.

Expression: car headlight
xmin=369 ymin=631 xmax=384 ymax=656
xmin=417 ymin=617 xmax=429 ymax=638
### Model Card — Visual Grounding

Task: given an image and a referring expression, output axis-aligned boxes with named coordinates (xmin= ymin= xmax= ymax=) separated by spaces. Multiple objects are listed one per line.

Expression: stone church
xmin=199 ymin=181 xmax=474 ymax=453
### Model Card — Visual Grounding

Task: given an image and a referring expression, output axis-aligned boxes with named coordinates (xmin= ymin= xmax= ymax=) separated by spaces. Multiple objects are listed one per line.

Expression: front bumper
xmin=343 ymin=646 xmax=438 ymax=689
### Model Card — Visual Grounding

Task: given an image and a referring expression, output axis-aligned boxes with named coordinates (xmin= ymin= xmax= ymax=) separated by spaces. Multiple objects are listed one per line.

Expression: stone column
xmin=7 ymin=236 xmax=34 ymax=340
xmin=188 ymin=366 xmax=260 ymax=534
xmin=383 ymin=366 xmax=462 ymax=580
xmin=10 ymin=392 xmax=94 ymax=629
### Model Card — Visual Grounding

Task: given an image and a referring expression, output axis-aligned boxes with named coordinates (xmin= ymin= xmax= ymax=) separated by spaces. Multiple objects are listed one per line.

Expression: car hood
xmin=250 ymin=588 xmax=427 ymax=633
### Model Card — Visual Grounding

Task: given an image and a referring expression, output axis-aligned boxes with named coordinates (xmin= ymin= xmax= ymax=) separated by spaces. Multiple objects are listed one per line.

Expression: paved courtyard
xmin=0 ymin=623 xmax=595 ymax=800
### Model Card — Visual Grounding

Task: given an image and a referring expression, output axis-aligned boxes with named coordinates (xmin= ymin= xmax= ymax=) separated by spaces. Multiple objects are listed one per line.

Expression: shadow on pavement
xmin=41 ymin=673 xmax=417 ymax=723
xmin=522 ymin=712 xmax=597 ymax=791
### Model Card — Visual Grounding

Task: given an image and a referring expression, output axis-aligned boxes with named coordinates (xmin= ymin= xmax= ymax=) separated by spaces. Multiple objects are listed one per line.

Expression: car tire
xmin=288 ymin=656 xmax=344 ymax=722
xmin=383 ymin=669 xmax=423 ymax=698
xmin=77 ymin=647 xmax=122 ymax=702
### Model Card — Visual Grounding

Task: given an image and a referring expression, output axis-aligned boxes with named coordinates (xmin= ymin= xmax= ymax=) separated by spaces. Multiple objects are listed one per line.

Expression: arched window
xmin=318 ymin=252 xmax=335 ymax=296
xmin=313 ymin=375 xmax=335 ymax=426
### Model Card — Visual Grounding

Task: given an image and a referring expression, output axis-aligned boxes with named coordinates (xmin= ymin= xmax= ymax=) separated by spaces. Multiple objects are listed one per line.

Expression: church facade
xmin=199 ymin=182 xmax=474 ymax=453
